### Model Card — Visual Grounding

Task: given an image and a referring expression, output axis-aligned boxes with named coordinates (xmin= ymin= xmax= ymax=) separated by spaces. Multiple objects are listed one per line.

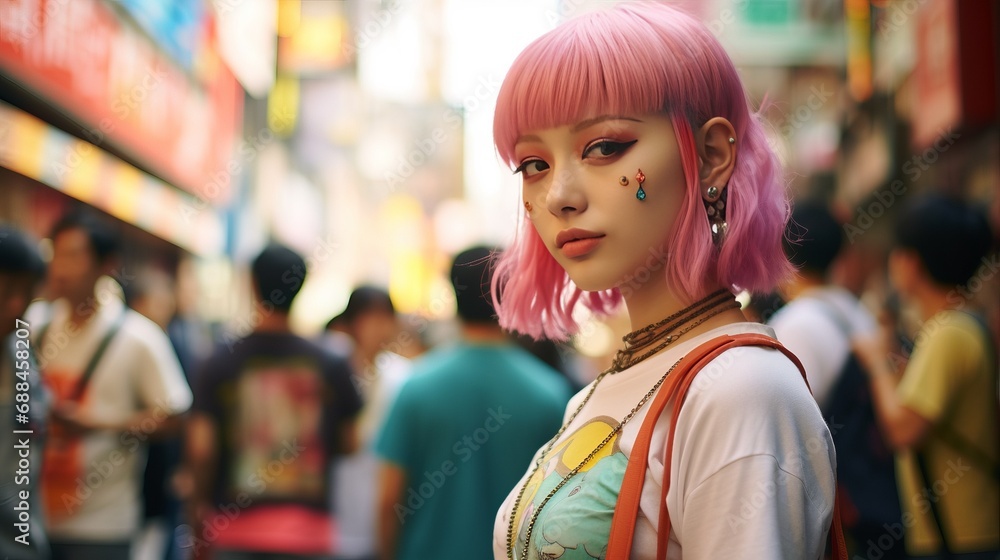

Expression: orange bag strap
xmin=606 ymin=333 xmax=848 ymax=560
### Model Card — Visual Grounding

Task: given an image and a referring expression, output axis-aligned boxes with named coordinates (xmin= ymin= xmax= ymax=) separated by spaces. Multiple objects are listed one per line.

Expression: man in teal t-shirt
xmin=375 ymin=246 xmax=572 ymax=560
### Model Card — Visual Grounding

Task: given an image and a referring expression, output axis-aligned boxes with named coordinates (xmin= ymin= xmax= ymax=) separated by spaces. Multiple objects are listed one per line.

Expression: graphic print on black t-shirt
xmin=225 ymin=358 xmax=327 ymax=504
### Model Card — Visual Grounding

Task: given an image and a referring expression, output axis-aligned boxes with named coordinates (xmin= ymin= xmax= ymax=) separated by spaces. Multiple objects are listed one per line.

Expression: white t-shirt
xmin=26 ymin=297 xmax=191 ymax=541
xmin=768 ymin=287 xmax=876 ymax=411
xmin=493 ymin=322 xmax=836 ymax=560
xmin=332 ymin=351 xmax=411 ymax=558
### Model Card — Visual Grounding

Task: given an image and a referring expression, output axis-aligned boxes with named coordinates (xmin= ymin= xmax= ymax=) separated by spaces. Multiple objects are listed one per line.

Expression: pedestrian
xmin=376 ymin=246 xmax=572 ymax=560
xmin=186 ymin=243 xmax=362 ymax=560
xmin=0 ymin=225 xmax=50 ymax=560
xmin=769 ymin=200 xmax=903 ymax=558
xmin=324 ymin=286 xmax=411 ymax=560
xmin=489 ymin=4 xmax=841 ymax=558
xmin=854 ymin=193 xmax=998 ymax=559
xmin=26 ymin=211 xmax=191 ymax=560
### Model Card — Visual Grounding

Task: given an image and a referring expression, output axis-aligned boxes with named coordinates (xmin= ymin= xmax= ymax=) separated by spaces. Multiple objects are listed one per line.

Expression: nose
xmin=545 ymin=166 xmax=587 ymax=216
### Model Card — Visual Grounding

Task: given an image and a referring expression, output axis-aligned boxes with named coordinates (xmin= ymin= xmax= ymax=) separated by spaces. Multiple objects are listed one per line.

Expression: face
xmin=352 ymin=309 xmax=399 ymax=354
xmin=514 ymin=113 xmax=686 ymax=293
xmin=48 ymin=228 xmax=104 ymax=302
xmin=0 ymin=274 xmax=37 ymax=337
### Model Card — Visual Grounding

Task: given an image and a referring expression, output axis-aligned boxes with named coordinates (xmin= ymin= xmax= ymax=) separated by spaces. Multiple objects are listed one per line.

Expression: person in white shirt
xmin=27 ymin=211 xmax=191 ymax=560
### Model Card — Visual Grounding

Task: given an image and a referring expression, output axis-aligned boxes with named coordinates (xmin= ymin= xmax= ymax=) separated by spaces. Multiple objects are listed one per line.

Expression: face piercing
xmin=619 ymin=176 xmax=629 ymax=186
xmin=524 ymin=201 xmax=532 ymax=212
xmin=635 ymin=169 xmax=646 ymax=201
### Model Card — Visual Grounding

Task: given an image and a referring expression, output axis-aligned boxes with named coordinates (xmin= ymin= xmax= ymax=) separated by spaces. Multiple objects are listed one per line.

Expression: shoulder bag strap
xmin=68 ymin=310 xmax=127 ymax=401
xmin=607 ymin=333 xmax=848 ymax=560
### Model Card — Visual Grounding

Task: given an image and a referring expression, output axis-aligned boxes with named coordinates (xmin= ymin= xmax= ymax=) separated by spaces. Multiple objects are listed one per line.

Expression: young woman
xmin=490 ymin=4 xmax=837 ymax=559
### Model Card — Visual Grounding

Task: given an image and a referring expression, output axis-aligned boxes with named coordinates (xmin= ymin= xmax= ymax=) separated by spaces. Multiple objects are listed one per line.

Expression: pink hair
xmin=491 ymin=3 xmax=792 ymax=340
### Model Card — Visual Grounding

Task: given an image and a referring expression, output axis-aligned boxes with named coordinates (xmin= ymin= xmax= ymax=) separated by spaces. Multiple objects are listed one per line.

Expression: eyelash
xmin=513 ymin=138 xmax=639 ymax=177
xmin=582 ymin=138 xmax=638 ymax=158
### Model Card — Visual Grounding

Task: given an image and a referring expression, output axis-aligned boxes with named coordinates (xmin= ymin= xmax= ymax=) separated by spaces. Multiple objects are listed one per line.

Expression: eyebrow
xmin=570 ymin=115 xmax=642 ymax=133
xmin=514 ymin=115 xmax=643 ymax=146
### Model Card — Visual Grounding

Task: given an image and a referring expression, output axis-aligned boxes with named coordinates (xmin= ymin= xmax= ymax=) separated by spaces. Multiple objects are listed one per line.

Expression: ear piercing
xmin=704 ymin=186 xmax=728 ymax=243
xmin=619 ymin=176 xmax=629 ymax=186
xmin=635 ymin=169 xmax=646 ymax=201
xmin=728 ymin=137 xmax=736 ymax=144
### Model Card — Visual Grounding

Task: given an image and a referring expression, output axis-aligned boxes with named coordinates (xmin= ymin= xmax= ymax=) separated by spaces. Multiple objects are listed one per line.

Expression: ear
xmin=695 ymin=117 xmax=737 ymax=200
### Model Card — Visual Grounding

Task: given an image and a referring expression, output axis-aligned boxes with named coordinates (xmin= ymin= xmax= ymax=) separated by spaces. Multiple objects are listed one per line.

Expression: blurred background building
xmin=1 ymin=0 xmax=996 ymax=361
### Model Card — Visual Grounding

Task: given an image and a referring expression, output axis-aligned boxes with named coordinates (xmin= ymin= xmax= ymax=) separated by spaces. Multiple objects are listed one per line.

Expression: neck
xmin=911 ymin=283 xmax=955 ymax=322
xmin=460 ymin=322 xmax=508 ymax=344
xmin=622 ymin=278 xmax=745 ymax=338
xmin=65 ymin=285 xmax=100 ymax=327
xmin=255 ymin=310 xmax=291 ymax=333
xmin=781 ymin=273 xmax=825 ymax=301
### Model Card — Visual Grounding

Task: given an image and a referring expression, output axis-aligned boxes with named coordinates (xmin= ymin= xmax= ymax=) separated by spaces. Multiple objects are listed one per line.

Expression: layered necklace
xmin=505 ymin=289 xmax=739 ymax=560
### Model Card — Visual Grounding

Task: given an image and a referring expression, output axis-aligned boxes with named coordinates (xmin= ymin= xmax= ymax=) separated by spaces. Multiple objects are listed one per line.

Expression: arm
xmin=853 ymin=336 xmax=933 ymax=450
xmin=339 ymin=418 xmax=360 ymax=455
xmin=377 ymin=461 xmax=407 ymax=560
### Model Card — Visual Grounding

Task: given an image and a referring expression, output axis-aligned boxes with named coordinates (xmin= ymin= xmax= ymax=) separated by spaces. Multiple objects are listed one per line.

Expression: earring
xmin=703 ymin=187 xmax=728 ymax=243
xmin=619 ymin=176 xmax=629 ymax=186
xmin=728 ymin=137 xmax=736 ymax=144
xmin=635 ymin=169 xmax=646 ymax=201
xmin=524 ymin=201 xmax=532 ymax=212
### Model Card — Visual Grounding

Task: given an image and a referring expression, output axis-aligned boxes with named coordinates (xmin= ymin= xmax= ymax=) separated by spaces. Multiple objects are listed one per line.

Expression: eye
xmin=582 ymin=139 xmax=638 ymax=159
xmin=513 ymin=159 xmax=550 ymax=178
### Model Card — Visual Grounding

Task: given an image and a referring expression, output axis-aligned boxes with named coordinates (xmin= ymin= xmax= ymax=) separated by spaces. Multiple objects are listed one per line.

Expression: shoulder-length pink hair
xmin=491 ymin=2 xmax=792 ymax=340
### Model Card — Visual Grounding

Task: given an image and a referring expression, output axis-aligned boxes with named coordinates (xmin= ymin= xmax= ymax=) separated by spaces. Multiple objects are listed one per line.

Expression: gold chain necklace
xmin=505 ymin=292 xmax=739 ymax=560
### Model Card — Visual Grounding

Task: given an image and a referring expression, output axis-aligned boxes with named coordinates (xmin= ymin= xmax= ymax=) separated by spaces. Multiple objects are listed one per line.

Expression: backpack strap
xmin=606 ymin=333 xmax=848 ymax=560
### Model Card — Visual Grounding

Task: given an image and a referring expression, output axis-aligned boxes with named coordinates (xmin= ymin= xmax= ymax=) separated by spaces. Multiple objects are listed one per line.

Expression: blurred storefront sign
xmin=912 ymin=0 xmax=997 ymax=150
xmin=0 ymin=0 xmax=242 ymax=203
xmin=0 ymin=101 xmax=224 ymax=256
xmin=113 ymin=0 xmax=203 ymax=72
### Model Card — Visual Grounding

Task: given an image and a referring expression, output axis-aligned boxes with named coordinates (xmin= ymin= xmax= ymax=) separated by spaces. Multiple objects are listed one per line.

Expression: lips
xmin=556 ymin=228 xmax=605 ymax=258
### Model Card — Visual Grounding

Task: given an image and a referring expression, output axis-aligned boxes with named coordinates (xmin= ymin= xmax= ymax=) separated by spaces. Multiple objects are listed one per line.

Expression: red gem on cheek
xmin=635 ymin=169 xmax=645 ymax=183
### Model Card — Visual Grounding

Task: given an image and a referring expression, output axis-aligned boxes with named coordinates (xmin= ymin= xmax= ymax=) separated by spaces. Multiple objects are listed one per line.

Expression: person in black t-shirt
xmin=186 ymin=244 xmax=362 ymax=560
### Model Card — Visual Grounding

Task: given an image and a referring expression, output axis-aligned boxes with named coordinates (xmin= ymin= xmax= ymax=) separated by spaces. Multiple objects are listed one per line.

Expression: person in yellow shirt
xmin=855 ymin=193 xmax=998 ymax=559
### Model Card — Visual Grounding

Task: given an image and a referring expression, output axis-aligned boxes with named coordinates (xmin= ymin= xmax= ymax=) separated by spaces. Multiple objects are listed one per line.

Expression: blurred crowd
xmin=1 ymin=191 xmax=997 ymax=560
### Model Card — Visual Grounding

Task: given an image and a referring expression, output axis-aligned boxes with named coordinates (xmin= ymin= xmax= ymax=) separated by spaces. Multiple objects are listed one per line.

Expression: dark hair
xmin=451 ymin=246 xmax=499 ymax=324
xmin=49 ymin=210 xmax=120 ymax=263
xmin=0 ymin=225 xmax=46 ymax=280
xmin=894 ymin=193 xmax=992 ymax=287
xmin=783 ymin=200 xmax=844 ymax=276
xmin=328 ymin=286 xmax=395 ymax=329
xmin=251 ymin=244 xmax=307 ymax=312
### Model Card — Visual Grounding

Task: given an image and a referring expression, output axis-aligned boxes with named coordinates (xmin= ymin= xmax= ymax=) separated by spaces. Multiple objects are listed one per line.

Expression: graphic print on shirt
xmin=41 ymin=367 xmax=86 ymax=523
xmin=227 ymin=360 xmax=327 ymax=502
xmin=513 ymin=416 xmax=628 ymax=560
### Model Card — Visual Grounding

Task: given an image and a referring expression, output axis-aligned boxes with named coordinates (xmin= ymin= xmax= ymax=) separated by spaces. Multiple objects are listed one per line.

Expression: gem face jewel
xmin=636 ymin=187 xmax=646 ymax=200
xmin=635 ymin=169 xmax=645 ymax=184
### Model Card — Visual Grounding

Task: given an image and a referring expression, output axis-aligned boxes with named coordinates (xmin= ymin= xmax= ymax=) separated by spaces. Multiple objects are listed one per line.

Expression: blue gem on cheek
xmin=636 ymin=187 xmax=646 ymax=200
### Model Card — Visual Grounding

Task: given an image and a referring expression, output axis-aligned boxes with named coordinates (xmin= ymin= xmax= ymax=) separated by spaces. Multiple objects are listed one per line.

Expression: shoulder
xmin=678 ymin=341 xmax=828 ymax=457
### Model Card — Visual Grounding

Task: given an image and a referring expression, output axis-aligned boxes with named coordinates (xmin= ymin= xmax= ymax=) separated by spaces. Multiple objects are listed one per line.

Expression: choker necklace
xmin=506 ymin=290 xmax=739 ymax=560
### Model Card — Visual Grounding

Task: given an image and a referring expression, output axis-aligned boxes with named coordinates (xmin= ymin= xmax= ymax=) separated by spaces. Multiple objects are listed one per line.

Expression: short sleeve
xmin=131 ymin=318 xmax=192 ymax=415
xmin=681 ymin=455 xmax=828 ymax=559
xmin=897 ymin=320 xmax=982 ymax=423
xmin=375 ymin=380 xmax=416 ymax=471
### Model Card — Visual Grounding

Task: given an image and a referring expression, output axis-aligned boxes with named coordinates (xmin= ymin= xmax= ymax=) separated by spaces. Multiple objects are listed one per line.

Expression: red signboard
xmin=0 ymin=0 xmax=242 ymax=203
